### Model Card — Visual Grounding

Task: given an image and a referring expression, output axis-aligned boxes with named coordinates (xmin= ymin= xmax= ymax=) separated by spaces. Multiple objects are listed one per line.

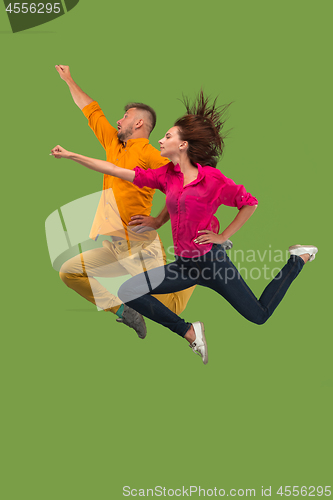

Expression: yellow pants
xmin=59 ymin=237 xmax=195 ymax=315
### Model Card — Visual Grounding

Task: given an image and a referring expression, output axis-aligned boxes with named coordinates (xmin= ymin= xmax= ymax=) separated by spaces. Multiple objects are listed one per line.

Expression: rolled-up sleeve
xmin=133 ymin=164 xmax=169 ymax=194
xmin=217 ymin=173 xmax=258 ymax=209
xmin=82 ymin=101 xmax=117 ymax=150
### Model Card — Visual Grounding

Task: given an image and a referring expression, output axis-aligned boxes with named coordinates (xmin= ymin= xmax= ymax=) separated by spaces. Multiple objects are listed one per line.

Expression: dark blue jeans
xmin=118 ymin=245 xmax=304 ymax=337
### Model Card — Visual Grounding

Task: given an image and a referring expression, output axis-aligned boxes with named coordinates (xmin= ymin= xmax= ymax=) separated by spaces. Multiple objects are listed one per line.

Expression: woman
xmin=51 ymin=92 xmax=318 ymax=365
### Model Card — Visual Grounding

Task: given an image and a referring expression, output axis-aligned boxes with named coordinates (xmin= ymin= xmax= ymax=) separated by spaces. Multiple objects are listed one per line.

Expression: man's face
xmin=117 ymin=108 xmax=137 ymax=142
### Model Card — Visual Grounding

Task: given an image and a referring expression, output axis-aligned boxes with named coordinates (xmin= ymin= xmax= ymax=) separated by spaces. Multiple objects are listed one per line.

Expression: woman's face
xmin=159 ymin=126 xmax=184 ymax=160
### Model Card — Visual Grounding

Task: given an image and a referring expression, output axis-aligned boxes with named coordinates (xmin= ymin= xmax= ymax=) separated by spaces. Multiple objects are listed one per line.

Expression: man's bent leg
xmin=118 ymin=261 xmax=197 ymax=337
xmin=153 ymin=287 xmax=196 ymax=315
xmin=59 ymin=245 xmax=128 ymax=312
xmin=132 ymin=237 xmax=196 ymax=316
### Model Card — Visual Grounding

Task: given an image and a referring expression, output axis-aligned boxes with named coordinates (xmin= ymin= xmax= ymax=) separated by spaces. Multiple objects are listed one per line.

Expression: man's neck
xmin=127 ymin=129 xmax=150 ymax=142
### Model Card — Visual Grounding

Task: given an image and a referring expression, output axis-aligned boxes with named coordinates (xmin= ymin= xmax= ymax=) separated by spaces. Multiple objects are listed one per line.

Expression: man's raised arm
xmin=55 ymin=65 xmax=93 ymax=110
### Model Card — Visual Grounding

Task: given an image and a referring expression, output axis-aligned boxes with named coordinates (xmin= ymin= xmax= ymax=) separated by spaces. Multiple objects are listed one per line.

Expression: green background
xmin=1 ymin=1 xmax=332 ymax=498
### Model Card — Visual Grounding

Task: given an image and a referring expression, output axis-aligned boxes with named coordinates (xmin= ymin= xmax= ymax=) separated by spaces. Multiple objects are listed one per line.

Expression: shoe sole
xmin=198 ymin=321 xmax=208 ymax=365
xmin=116 ymin=315 xmax=147 ymax=339
xmin=136 ymin=314 xmax=147 ymax=339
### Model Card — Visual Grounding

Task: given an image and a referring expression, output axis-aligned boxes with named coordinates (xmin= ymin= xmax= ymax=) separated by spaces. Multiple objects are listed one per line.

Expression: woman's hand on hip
xmin=194 ymin=230 xmax=226 ymax=245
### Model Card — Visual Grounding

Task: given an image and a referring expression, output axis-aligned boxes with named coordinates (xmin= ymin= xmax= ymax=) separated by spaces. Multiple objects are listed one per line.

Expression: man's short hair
xmin=124 ymin=102 xmax=157 ymax=135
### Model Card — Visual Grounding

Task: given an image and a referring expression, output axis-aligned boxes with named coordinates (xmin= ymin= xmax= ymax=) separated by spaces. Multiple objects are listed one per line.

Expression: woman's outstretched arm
xmin=50 ymin=145 xmax=135 ymax=182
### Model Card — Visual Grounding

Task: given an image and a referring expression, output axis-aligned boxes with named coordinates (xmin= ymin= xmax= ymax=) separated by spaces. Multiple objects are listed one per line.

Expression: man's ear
xmin=134 ymin=118 xmax=144 ymax=130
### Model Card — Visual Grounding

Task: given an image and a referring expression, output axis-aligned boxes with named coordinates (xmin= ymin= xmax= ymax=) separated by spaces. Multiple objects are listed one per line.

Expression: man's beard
xmin=117 ymin=125 xmax=133 ymax=143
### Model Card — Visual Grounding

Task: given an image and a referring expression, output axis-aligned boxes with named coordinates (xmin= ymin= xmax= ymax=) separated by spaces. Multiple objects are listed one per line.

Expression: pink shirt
xmin=133 ymin=162 xmax=258 ymax=258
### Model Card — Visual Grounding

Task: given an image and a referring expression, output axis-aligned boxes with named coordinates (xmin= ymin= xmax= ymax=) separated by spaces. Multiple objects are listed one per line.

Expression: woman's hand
xmin=195 ymin=206 xmax=257 ymax=246
xmin=49 ymin=148 xmax=136 ymax=180
xmin=193 ymin=230 xmax=226 ymax=245
xmin=50 ymin=145 xmax=71 ymax=159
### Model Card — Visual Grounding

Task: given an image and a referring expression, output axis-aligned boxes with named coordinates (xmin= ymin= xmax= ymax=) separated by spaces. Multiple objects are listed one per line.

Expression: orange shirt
xmin=82 ymin=101 xmax=169 ymax=240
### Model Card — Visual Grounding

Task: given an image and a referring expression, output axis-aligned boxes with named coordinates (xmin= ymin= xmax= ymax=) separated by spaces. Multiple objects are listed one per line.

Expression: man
xmin=55 ymin=65 xmax=197 ymax=339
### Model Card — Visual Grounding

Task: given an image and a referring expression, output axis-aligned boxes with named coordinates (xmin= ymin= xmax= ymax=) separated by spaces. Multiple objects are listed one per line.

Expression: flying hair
xmin=174 ymin=90 xmax=232 ymax=168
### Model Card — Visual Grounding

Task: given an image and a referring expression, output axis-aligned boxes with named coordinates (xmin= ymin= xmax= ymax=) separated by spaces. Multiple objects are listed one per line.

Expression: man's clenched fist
xmin=55 ymin=65 xmax=72 ymax=82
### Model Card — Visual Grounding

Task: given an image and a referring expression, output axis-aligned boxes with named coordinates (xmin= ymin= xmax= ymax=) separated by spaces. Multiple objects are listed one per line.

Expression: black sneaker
xmin=116 ymin=305 xmax=147 ymax=339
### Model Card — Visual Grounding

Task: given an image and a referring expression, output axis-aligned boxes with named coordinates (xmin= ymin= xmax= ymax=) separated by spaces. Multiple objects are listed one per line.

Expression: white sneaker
xmin=288 ymin=244 xmax=318 ymax=262
xmin=189 ymin=322 xmax=208 ymax=365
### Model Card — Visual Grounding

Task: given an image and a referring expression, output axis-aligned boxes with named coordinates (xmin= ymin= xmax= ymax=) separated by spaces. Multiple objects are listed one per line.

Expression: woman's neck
xmin=174 ymin=155 xmax=197 ymax=175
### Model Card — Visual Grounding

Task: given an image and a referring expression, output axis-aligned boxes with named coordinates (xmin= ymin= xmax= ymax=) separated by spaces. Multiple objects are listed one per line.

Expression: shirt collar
xmin=125 ymin=138 xmax=149 ymax=147
xmin=191 ymin=164 xmax=205 ymax=186
xmin=171 ymin=162 xmax=181 ymax=173
xmin=172 ymin=162 xmax=206 ymax=184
